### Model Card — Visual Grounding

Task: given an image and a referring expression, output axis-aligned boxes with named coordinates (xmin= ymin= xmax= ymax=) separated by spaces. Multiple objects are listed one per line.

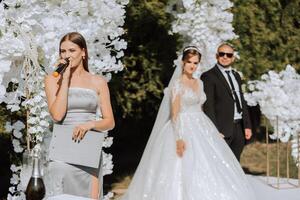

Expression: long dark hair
xmin=59 ymin=32 xmax=89 ymax=72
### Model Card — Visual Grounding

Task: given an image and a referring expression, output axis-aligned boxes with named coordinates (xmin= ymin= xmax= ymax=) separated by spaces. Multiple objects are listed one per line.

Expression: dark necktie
xmin=225 ymin=70 xmax=242 ymax=113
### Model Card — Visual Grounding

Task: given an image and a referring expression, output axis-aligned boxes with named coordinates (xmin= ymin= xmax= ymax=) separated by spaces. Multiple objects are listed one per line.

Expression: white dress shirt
xmin=217 ymin=64 xmax=242 ymax=120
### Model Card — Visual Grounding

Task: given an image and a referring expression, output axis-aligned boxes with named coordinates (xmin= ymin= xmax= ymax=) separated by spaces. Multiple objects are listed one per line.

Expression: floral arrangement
xmin=245 ymin=65 xmax=300 ymax=161
xmin=0 ymin=0 xmax=128 ymax=199
xmin=171 ymin=0 xmax=237 ymax=73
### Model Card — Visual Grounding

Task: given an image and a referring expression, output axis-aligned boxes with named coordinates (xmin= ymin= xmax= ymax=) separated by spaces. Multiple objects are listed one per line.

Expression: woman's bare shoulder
xmin=90 ymin=74 xmax=107 ymax=85
xmin=87 ymin=74 xmax=108 ymax=94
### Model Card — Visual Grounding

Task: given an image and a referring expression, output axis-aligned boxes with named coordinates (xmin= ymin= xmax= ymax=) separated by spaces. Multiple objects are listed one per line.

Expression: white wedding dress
xmin=121 ymin=78 xmax=256 ymax=200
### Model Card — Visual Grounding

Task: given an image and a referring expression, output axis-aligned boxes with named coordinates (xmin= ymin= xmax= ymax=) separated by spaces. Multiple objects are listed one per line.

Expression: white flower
xmin=5 ymin=122 xmax=13 ymax=132
xmin=103 ymin=137 xmax=113 ymax=148
xmin=40 ymin=111 xmax=49 ymax=118
xmin=11 ymin=78 xmax=19 ymax=83
xmin=7 ymin=193 xmax=13 ymax=200
xmin=17 ymin=184 xmax=24 ymax=193
xmin=0 ymin=59 xmax=12 ymax=73
xmin=116 ymin=51 xmax=124 ymax=59
xmin=33 ymin=95 xmax=42 ymax=103
xmin=12 ymin=139 xmax=24 ymax=153
xmin=103 ymin=73 xmax=112 ymax=82
xmin=36 ymin=126 xmax=44 ymax=133
xmin=10 ymin=164 xmax=21 ymax=172
xmin=40 ymin=120 xmax=49 ymax=127
xmin=8 ymin=193 xmax=26 ymax=200
xmin=113 ymin=39 xmax=127 ymax=51
xmin=0 ymin=84 xmax=6 ymax=102
xmin=246 ymin=65 xmax=300 ymax=143
xmin=10 ymin=174 xmax=20 ymax=185
xmin=103 ymin=192 xmax=114 ymax=200
xmin=102 ymin=152 xmax=114 ymax=175
xmin=36 ymin=134 xmax=44 ymax=142
xmin=9 ymin=186 xmax=16 ymax=193
xmin=27 ymin=117 xmax=37 ymax=124
xmin=13 ymin=130 xmax=23 ymax=139
xmin=7 ymin=104 xmax=21 ymax=112
xmin=248 ymin=84 xmax=255 ymax=92
xmin=13 ymin=121 xmax=25 ymax=131
xmin=28 ymin=127 xmax=37 ymax=134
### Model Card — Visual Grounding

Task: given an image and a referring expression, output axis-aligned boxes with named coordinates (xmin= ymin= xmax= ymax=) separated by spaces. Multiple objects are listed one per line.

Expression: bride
xmin=120 ymin=46 xmax=256 ymax=200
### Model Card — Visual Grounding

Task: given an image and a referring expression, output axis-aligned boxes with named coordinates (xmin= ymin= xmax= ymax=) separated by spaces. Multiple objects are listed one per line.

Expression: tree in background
xmin=231 ymin=0 xmax=300 ymax=80
xmin=110 ymin=0 xmax=181 ymax=119
xmin=107 ymin=0 xmax=181 ymax=185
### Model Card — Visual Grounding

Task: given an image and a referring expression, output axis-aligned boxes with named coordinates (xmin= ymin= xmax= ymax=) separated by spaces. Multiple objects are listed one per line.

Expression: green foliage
xmin=0 ymin=82 xmax=26 ymax=139
xmin=231 ymin=0 xmax=300 ymax=80
xmin=0 ymin=83 xmax=26 ymax=165
xmin=110 ymin=0 xmax=182 ymax=119
xmin=0 ymin=105 xmax=11 ymax=138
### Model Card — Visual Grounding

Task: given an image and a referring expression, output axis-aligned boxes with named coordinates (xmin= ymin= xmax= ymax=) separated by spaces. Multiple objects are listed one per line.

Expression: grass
xmin=241 ymin=141 xmax=299 ymax=178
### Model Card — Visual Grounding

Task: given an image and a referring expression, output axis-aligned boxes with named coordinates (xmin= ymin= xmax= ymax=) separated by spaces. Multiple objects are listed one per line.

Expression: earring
xmin=82 ymin=56 xmax=85 ymax=60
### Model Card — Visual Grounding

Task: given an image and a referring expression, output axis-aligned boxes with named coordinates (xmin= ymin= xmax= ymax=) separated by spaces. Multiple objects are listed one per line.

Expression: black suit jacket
xmin=200 ymin=65 xmax=251 ymax=139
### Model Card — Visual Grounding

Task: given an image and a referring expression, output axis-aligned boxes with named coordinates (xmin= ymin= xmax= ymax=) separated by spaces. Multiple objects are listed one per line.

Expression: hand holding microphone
xmin=52 ymin=58 xmax=70 ymax=77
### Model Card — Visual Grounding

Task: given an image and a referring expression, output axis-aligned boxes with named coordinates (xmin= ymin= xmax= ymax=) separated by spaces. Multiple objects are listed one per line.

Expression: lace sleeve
xmin=199 ymin=79 xmax=207 ymax=105
xmin=171 ymin=80 xmax=182 ymax=140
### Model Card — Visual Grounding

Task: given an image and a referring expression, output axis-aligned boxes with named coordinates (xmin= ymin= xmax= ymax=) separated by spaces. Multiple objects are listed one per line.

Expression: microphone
xmin=52 ymin=58 xmax=70 ymax=77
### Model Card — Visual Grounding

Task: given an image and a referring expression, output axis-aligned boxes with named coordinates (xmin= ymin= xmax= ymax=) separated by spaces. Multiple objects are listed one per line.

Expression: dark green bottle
xmin=25 ymin=149 xmax=45 ymax=200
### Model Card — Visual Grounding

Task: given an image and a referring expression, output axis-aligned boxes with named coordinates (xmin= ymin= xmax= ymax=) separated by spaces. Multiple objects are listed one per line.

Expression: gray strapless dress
xmin=43 ymin=88 xmax=103 ymax=199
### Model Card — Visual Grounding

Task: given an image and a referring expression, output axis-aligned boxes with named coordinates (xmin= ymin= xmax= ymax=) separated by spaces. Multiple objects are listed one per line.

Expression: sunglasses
xmin=218 ymin=52 xmax=234 ymax=58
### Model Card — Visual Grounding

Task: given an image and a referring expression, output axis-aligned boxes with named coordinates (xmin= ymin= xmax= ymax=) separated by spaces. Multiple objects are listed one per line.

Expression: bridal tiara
xmin=183 ymin=46 xmax=201 ymax=54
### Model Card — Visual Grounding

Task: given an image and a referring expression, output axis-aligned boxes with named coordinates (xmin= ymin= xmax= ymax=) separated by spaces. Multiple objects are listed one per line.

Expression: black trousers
xmin=225 ymin=120 xmax=245 ymax=161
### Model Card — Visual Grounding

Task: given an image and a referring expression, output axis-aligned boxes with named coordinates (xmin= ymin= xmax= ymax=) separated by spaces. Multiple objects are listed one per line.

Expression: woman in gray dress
xmin=44 ymin=32 xmax=115 ymax=199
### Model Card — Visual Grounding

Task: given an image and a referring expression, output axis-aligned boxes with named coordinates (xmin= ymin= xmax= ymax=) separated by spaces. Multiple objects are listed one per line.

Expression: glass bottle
xmin=25 ymin=148 xmax=45 ymax=200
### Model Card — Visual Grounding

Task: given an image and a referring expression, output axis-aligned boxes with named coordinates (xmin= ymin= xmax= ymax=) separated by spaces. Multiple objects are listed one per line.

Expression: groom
xmin=201 ymin=43 xmax=252 ymax=161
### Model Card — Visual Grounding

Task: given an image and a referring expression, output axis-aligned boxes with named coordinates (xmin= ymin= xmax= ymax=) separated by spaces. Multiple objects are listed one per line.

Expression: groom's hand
xmin=245 ymin=128 xmax=252 ymax=140
xmin=176 ymin=139 xmax=186 ymax=158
